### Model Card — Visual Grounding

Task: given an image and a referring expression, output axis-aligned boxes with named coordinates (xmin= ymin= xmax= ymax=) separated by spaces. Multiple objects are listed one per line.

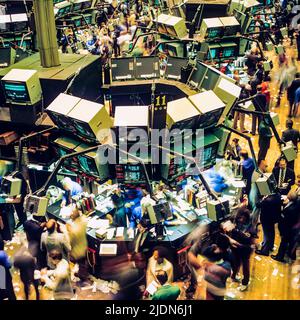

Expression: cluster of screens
xmin=56 ymin=1 xmax=93 ymax=17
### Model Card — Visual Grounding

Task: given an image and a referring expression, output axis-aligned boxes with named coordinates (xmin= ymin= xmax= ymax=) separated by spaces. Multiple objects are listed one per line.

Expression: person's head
xmin=258 ymin=159 xmax=268 ymax=173
xmin=232 ymin=138 xmax=239 ymax=146
xmin=287 ymin=191 xmax=298 ymax=202
xmin=60 ymin=177 xmax=72 ymax=191
xmin=137 ymin=219 xmax=148 ymax=233
xmin=235 ymin=207 xmax=251 ymax=225
xmin=46 ymin=219 xmax=57 ymax=234
xmin=286 ymin=119 xmax=293 ymax=129
xmin=215 ymin=233 xmax=230 ymax=253
xmin=240 ymin=150 xmax=249 ymax=160
xmin=202 ymin=244 xmax=223 ymax=262
xmin=297 ymin=174 xmax=300 ymax=187
xmin=257 ymin=84 xmax=262 ymax=92
xmin=155 ymin=270 xmax=168 ymax=286
xmin=33 ymin=215 xmax=47 ymax=224
xmin=296 ymin=72 xmax=300 ymax=79
xmin=70 ymin=207 xmax=80 ymax=221
xmin=48 ymin=249 xmax=63 ymax=267
xmin=152 ymin=246 xmax=167 ymax=264
xmin=279 ymin=158 xmax=287 ymax=170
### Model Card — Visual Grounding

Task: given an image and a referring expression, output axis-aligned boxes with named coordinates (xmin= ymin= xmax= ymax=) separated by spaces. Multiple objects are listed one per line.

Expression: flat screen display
xmin=78 ymin=155 xmax=98 ymax=177
xmin=3 ymin=81 xmax=29 ymax=103
xmin=222 ymin=47 xmax=236 ymax=58
xmin=199 ymin=144 xmax=218 ymax=170
xmin=82 ymin=0 xmax=92 ymax=9
xmin=73 ymin=3 xmax=82 ymax=11
xmin=207 ymin=48 xmax=219 ymax=60
xmin=207 ymin=28 xmax=222 ymax=38
xmin=188 ymin=62 xmax=207 ymax=89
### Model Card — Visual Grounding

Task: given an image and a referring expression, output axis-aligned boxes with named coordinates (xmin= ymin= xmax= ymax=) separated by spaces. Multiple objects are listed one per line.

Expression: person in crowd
xmin=41 ymin=219 xmax=71 ymax=269
xmin=0 ymin=201 xmax=15 ymax=242
xmin=295 ymin=174 xmax=300 ymax=196
xmin=258 ymin=116 xmax=273 ymax=161
xmin=271 ymin=191 xmax=300 ymax=262
xmin=287 ymin=72 xmax=300 ymax=117
xmin=293 ymin=86 xmax=300 ymax=117
xmin=187 ymin=230 xmax=233 ymax=296
xmin=282 ymin=119 xmax=300 ymax=151
xmin=200 ymin=245 xmax=232 ymax=300
xmin=226 ymin=138 xmax=241 ymax=161
xmin=272 ymin=157 xmax=295 ymax=195
xmin=240 ymin=150 xmax=256 ymax=196
xmin=151 ymin=270 xmax=180 ymax=301
xmin=23 ymin=214 xmax=47 ymax=269
xmin=146 ymin=246 xmax=173 ymax=287
xmin=111 ymin=188 xmax=127 ymax=227
xmin=66 ymin=208 xmax=89 ymax=284
xmin=245 ymin=47 xmax=261 ymax=76
xmin=261 ymin=75 xmax=271 ymax=110
xmin=132 ymin=219 xmax=153 ymax=255
xmin=13 ymin=245 xmax=39 ymax=300
xmin=249 ymin=159 xmax=269 ymax=228
xmin=0 ymin=238 xmax=16 ymax=300
xmin=255 ymin=192 xmax=282 ymax=256
xmin=252 ymin=85 xmax=267 ymax=135
xmin=60 ymin=177 xmax=83 ymax=208
xmin=225 ymin=208 xmax=256 ymax=291
xmin=41 ymin=249 xmax=74 ymax=300
xmin=233 ymin=84 xmax=249 ymax=133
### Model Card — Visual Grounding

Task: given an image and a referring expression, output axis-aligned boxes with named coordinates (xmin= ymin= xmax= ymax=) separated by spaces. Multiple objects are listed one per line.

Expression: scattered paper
xmin=272 ymin=269 xmax=278 ymax=276
xmin=255 ymin=256 xmax=262 ymax=261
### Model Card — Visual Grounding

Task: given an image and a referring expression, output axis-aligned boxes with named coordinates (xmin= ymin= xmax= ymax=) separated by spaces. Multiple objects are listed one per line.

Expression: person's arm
xmin=188 ymin=251 xmax=201 ymax=270
xmin=288 ymin=170 xmax=296 ymax=189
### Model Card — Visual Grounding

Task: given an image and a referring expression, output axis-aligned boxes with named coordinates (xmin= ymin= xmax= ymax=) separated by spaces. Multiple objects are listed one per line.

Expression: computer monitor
xmin=165 ymin=57 xmax=188 ymax=81
xmin=111 ymin=57 xmax=135 ymax=81
xmin=135 ymin=56 xmax=160 ymax=80
xmin=1 ymin=69 xmax=42 ymax=105
xmin=82 ymin=0 xmax=93 ymax=9
xmin=200 ymin=67 xmax=221 ymax=91
xmin=147 ymin=201 xmax=173 ymax=225
xmin=82 ymin=14 xmax=92 ymax=25
xmin=207 ymin=48 xmax=220 ymax=60
xmin=187 ymin=61 xmax=207 ymax=89
xmin=197 ymin=134 xmax=220 ymax=170
xmin=207 ymin=28 xmax=222 ymax=38
xmin=72 ymin=3 xmax=83 ymax=11
xmin=76 ymin=145 xmax=109 ymax=180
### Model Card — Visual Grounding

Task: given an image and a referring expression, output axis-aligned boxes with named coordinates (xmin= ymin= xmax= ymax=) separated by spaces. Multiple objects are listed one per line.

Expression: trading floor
xmin=0 ymin=0 xmax=299 ymax=302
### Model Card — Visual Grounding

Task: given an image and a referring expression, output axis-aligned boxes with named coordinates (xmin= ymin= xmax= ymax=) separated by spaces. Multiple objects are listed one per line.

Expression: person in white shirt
xmin=41 ymin=249 xmax=74 ymax=300
xmin=41 ymin=220 xmax=71 ymax=269
xmin=146 ymin=247 xmax=173 ymax=287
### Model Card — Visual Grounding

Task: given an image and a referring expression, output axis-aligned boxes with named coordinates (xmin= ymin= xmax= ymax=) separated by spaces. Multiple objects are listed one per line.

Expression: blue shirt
xmin=130 ymin=206 xmax=142 ymax=229
xmin=0 ymin=251 xmax=11 ymax=269
xmin=62 ymin=181 xmax=83 ymax=204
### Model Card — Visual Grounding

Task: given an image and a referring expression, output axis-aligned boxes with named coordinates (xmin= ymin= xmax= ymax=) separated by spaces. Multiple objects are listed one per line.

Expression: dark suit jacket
xmin=253 ymin=93 xmax=268 ymax=112
xmin=282 ymin=128 xmax=300 ymax=149
xmin=287 ymin=79 xmax=300 ymax=103
xmin=272 ymin=167 xmax=296 ymax=195
xmin=256 ymin=193 xmax=282 ymax=225
xmin=23 ymin=219 xmax=44 ymax=244
xmin=279 ymin=201 xmax=300 ymax=236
